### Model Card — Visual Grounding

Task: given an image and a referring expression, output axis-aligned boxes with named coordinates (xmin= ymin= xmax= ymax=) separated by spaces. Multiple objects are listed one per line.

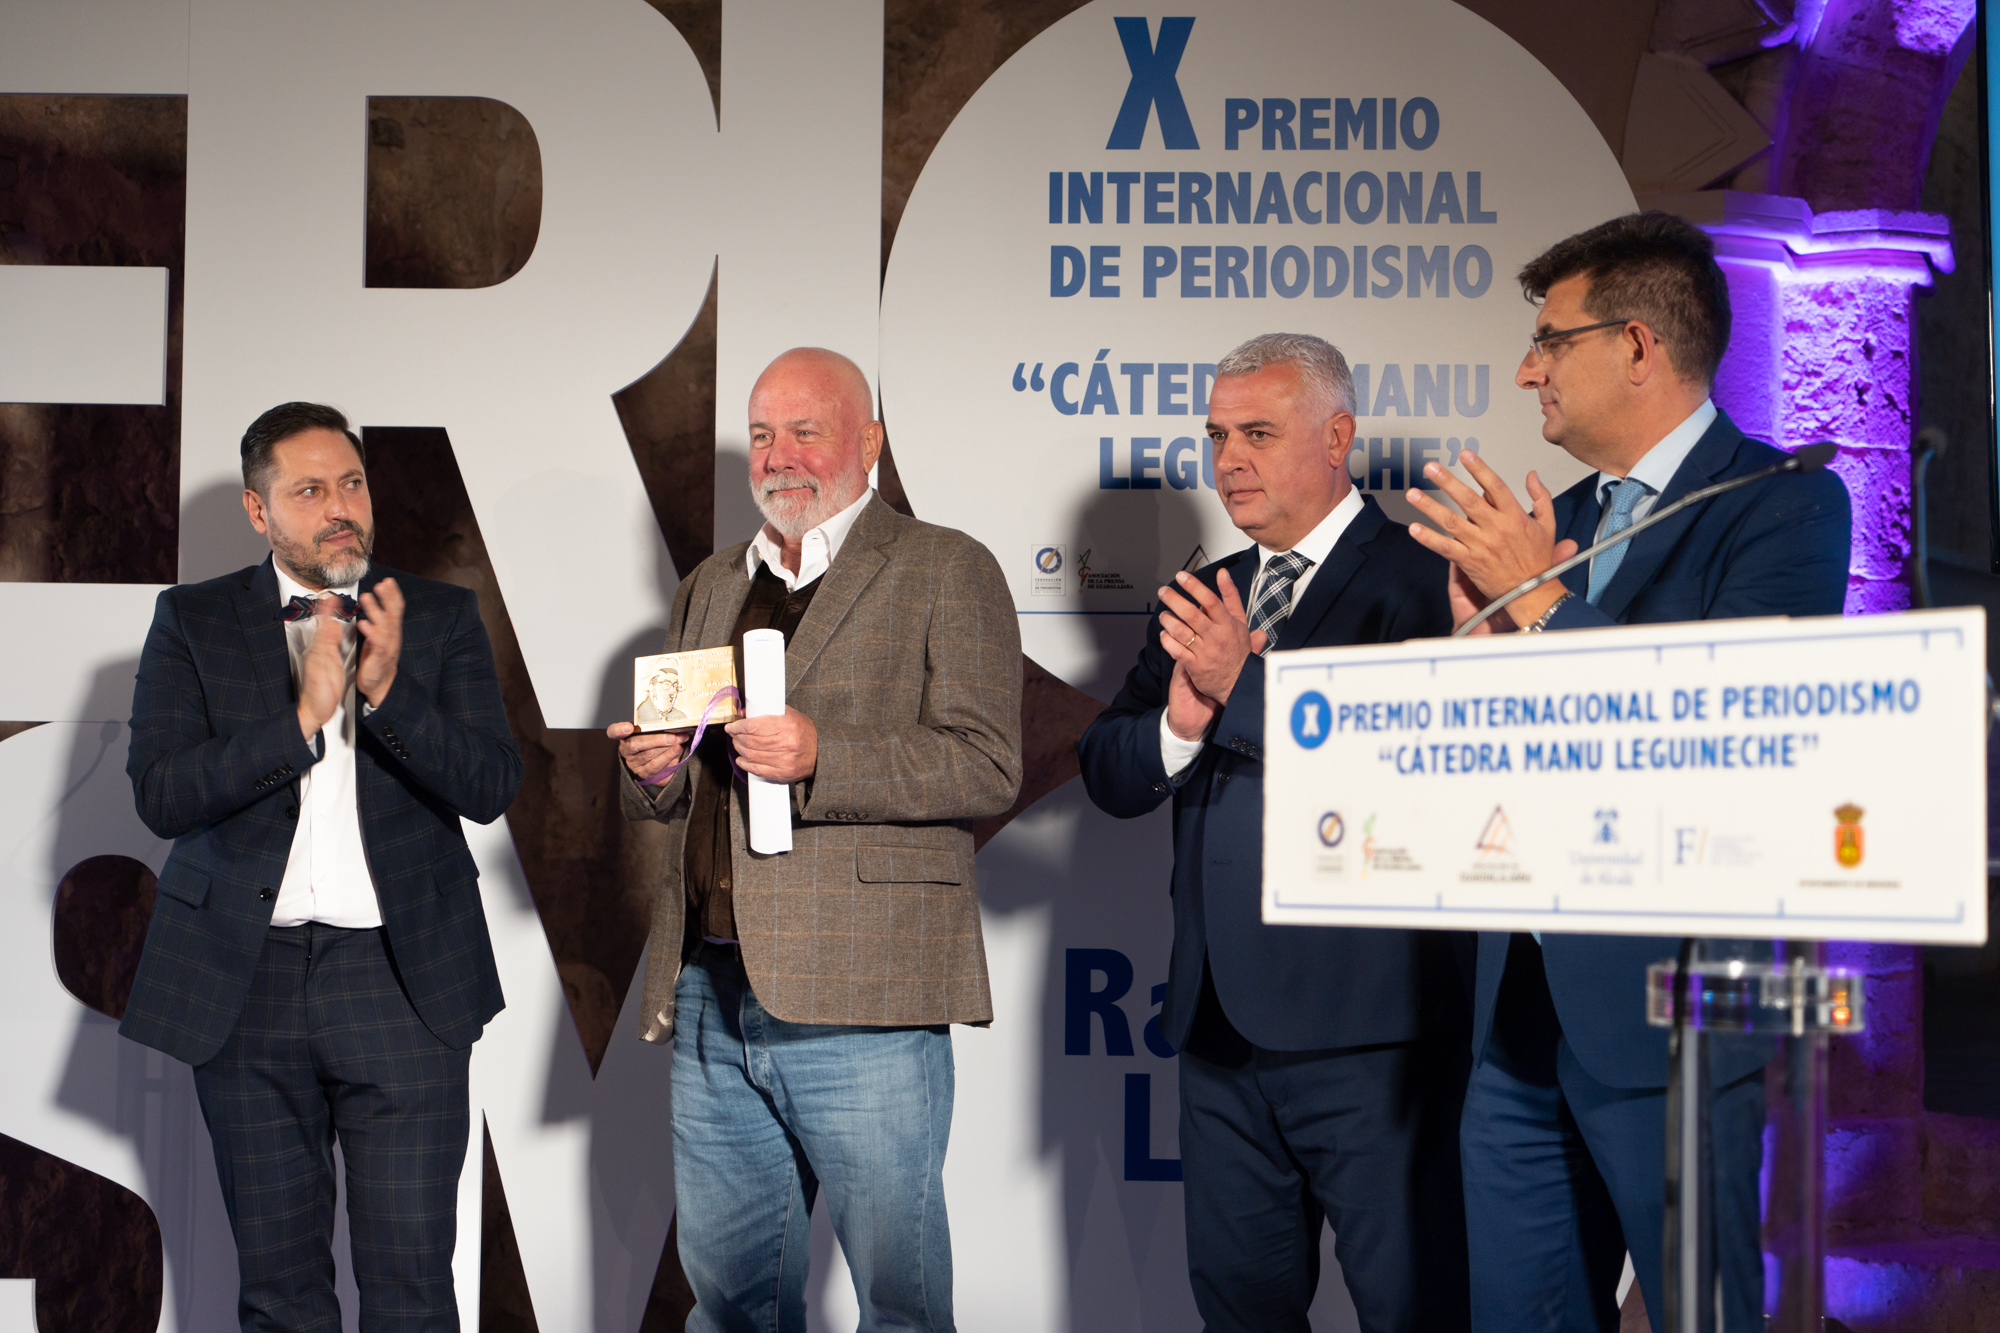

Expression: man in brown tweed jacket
xmin=608 ymin=347 xmax=1021 ymax=1333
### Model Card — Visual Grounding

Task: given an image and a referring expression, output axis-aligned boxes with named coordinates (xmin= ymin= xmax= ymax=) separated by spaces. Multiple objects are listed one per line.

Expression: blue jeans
xmin=672 ymin=942 xmax=957 ymax=1333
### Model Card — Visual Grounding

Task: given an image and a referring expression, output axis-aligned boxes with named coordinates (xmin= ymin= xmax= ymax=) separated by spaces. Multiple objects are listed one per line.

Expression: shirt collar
xmin=747 ymin=487 xmax=875 ymax=583
xmin=1595 ymin=399 xmax=1716 ymax=504
xmin=1258 ymin=486 xmax=1364 ymax=571
xmin=274 ymin=559 xmax=361 ymax=607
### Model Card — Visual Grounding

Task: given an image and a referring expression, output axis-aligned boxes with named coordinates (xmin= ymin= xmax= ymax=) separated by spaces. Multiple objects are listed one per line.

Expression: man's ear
xmin=862 ymin=420 xmax=885 ymax=474
xmin=1624 ymin=321 xmax=1661 ymax=387
xmin=242 ymin=488 xmax=270 ymax=535
xmin=1325 ymin=410 xmax=1358 ymax=472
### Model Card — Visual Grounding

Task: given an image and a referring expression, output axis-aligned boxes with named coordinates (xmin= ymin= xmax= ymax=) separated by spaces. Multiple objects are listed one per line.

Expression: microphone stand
xmin=1451 ymin=441 xmax=1840 ymax=638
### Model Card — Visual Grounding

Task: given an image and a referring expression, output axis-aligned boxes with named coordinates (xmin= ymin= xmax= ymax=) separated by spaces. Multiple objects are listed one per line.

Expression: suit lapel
xmin=783 ymin=496 xmax=895 ymax=685
xmin=232 ymin=557 xmax=296 ymax=715
xmin=700 ymin=545 xmax=756 ymax=649
xmin=1554 ymin=483 xmax=1602 ymax=598
xmin=1273 ymin=496 xmax=1386 ymax=651
xmin=1592 ymin=415 xmax=1742 ymax=619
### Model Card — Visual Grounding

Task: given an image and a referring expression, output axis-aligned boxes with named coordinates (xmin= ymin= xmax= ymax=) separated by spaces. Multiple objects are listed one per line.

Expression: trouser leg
xmin=1464 ymin=939 xmax=1622 ymax=1333
xmin=315 ymin=926 xmax=469 ymax=1333
xmin=672 ymin=946 xmax=817 ymax=1333
xmin=761 ymin=1011 xmax=957 ymax=1333
xmin=1274 ymin=1037 xmax=1471 ymax=1332
xmin=193 ymin=927 xmax=341 ymax=1333
xmin=1176 ymin=980 xmax=1319 ymax=1333
xmin=1562 ymin=1050 xmax=1769 ymax=1333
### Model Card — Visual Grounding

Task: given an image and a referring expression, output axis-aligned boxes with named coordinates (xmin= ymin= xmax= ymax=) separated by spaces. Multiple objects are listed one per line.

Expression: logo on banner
xmin=1459 ymin=805 xmax=1528 ymax=884
xmin=1031 ymin=545 xmax=1067 ymax=596
xmin=1317 ymin=811 xmax=1344 ymax=847
xmin=1592 ymin=808 xmax=1619 ymax=844
xmin=1290 ymin=691 xmax=1331 ymax=748
xmin=1834 ymin=803 xmax=1865 ymax=868
xmin=1074 ymin=546 xmax=1136 ymax=593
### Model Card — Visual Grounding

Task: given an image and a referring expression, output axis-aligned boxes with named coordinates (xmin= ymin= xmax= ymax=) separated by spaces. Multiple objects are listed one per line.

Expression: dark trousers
xmin=1460 ymin=937 xmax=1765 ymax=1333
xmin=1177 ymin=973 xmax=1472 ymax=1333
xmin=192 ymin=923 xmax=470 ymax=1333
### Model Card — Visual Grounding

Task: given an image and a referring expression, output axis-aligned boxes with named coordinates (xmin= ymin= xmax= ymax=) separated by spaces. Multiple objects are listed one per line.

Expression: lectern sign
xmin=1262 ymin=609 xmax=1988 ymax=944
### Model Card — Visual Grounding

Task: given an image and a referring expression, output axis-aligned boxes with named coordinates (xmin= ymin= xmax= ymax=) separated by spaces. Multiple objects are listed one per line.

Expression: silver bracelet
xmin=1522 ymin=591 xmax=1571 ymax=634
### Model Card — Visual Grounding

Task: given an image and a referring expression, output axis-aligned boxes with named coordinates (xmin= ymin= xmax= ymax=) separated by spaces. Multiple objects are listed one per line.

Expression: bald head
xmin=754 ymin=348 xmax=875 ymax=422
xmin=748 ymin=347 xmax=883 ymax=542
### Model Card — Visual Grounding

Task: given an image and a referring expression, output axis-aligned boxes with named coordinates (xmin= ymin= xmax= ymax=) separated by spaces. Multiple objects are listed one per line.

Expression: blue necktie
xmin=1247 ymin=551 xmax=1313 ymax=656
xmin=1586 ymin=480 xmax=1650 ymax=605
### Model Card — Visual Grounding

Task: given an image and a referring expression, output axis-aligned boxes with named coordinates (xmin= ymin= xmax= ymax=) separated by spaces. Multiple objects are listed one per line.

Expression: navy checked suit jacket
xmin=1078 ymin=496 xmax=1469 ymax=1053
xmin=1468 ymin=409 xmax=1852 ymax=1089
xmin=120 ymin=557 xmax=519 ymax=1067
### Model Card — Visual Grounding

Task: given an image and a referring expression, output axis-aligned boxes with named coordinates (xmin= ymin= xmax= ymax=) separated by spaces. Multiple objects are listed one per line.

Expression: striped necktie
xmin=1246 ymin=551 xmax=1313 ymax=657
xmin=1586 ymin=479 xmax=1650 ymax=605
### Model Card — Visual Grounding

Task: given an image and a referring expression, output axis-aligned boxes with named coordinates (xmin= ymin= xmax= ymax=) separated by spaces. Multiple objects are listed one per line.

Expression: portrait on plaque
xmin=632 ymin=646 xmax=739 ymax=733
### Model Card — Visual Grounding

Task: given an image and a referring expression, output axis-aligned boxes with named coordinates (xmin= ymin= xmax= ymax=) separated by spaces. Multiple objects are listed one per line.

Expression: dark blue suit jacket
xmin=1469 ymin=410 xmax=1852 ymax=1089
xmin=1078 ymin=496 xmax=1466 ymax=1052
xmin=120 ymin=557 xmax=520 ymax=1067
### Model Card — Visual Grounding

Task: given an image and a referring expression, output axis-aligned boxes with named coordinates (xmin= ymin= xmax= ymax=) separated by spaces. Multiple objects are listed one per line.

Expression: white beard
xmin=752 ymin=470 xmax=863 ymax=539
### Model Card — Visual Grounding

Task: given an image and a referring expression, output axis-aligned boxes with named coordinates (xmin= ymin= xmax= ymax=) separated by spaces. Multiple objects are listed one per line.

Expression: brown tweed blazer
xmin=622 ymin=496 xmax=1023 ymax=1041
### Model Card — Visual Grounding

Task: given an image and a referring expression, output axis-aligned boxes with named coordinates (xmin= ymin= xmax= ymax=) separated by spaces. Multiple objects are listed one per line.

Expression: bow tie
xmin=279 ymin=593 xmax=359 ymax=622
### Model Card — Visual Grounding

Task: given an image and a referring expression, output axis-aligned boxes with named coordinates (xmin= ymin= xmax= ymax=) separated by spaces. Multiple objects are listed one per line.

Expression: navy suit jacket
xmin=1470 ymin=409 xmax=1852 ymax=1089
xmin=120 ymin=557 xmax=519 ymax=1067
xmin=1078 ymin=496 xmax=1466 ymax=1052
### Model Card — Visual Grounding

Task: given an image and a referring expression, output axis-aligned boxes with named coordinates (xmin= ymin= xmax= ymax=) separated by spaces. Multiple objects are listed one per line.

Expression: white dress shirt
xmin=1158 ymin=486 xmax=1367 ymax=778
xmin=272 ymin=564 xmax=384 ymax=929
xmin=1587 ymin=398 xmax=1716 ymax=583
xmin=747 ymin=487 xmax=875 ymax=590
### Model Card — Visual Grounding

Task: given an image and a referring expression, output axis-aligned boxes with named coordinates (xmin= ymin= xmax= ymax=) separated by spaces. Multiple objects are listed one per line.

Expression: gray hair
xmin=1214 ymin=332 xmax=1357 ymax=418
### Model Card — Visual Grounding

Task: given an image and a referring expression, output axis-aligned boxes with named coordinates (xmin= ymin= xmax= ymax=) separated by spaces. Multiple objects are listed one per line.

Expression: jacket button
xmin=259 ymin=888 xmax=275 ymax=902
xmin=284 ymin=805 xmax=298 ymax=821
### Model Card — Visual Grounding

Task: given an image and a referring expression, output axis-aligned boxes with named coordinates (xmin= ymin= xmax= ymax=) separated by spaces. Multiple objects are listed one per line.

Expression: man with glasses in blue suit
xmin=1406 ymin=212 xmax=1852 ymax=1332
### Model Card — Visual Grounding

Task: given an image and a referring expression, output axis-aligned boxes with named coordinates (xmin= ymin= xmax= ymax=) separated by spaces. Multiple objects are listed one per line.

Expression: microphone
xmin=1452 ymin=441 xmax=1839 ymax=637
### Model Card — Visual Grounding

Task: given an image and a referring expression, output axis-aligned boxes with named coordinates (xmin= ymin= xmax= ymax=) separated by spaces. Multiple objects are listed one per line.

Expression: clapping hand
xmin=356 ymin=578 xmax=404 ymax=706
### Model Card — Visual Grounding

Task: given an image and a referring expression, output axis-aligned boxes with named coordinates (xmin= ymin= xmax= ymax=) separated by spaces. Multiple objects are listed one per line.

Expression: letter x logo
xmin=1106 ymin=17 xmax=1200 ymax=150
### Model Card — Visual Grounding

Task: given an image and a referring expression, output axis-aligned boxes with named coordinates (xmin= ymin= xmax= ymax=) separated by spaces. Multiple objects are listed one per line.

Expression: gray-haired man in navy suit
xmin=1079 ymin=333 xmax=1470 ymax=1332
xmin=121 ymin=401 xmax=520 ymax=1331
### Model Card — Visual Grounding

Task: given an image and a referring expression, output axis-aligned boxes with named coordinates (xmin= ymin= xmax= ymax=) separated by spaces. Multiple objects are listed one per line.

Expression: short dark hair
xmin=1518 ymin=212 xmax=1731 ymax=387
xmin=240 ymin=401 xmax=364 ymax=495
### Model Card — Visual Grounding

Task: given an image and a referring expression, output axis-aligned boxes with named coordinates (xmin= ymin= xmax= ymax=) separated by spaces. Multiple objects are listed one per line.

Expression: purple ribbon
xmin=642 ymin=686 xmax=745 ymax=787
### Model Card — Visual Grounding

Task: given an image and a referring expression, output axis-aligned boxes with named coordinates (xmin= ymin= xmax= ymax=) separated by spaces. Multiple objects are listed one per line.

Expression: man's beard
xmin=272 ymin=518 xmax=373 ymax=588
xmin=752 ymin=471 xmax=860 ymax=540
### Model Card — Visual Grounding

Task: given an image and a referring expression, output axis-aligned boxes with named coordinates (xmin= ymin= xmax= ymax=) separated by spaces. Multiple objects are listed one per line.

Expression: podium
xmin=1646 ymin=942 xmax=1865 ymax=1330
xmin=1262 ymin=608 xmax=1989 ymax=1330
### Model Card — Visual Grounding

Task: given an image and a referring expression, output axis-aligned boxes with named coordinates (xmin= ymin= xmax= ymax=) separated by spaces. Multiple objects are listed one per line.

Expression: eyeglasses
xmin=1526 ymin=317 xmax=1637 ymax=362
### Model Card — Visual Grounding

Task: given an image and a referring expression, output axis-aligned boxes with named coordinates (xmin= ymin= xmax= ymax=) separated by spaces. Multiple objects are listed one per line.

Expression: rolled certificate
xmin=741 ymin=628 xmax=793 ymax=854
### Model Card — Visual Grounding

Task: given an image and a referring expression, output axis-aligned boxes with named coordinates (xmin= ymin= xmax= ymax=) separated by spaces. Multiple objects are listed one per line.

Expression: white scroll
xmin=741 ymin=628 xmax=793 ymax=854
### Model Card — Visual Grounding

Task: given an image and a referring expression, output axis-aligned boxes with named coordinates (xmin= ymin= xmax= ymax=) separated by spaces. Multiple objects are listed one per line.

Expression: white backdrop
xmin=0 ymin=2 xmax=1630 ymax=1329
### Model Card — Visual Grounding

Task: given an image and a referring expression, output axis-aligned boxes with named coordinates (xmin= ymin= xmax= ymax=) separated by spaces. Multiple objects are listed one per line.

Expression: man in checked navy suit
xmin=1406 ymin=214 xmax=1851 ymax=1332
xmin=121 ymin=401 xmax=519 ymax=1331
xmin=1078 ymin=333 xmax=1469 ymax=1332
